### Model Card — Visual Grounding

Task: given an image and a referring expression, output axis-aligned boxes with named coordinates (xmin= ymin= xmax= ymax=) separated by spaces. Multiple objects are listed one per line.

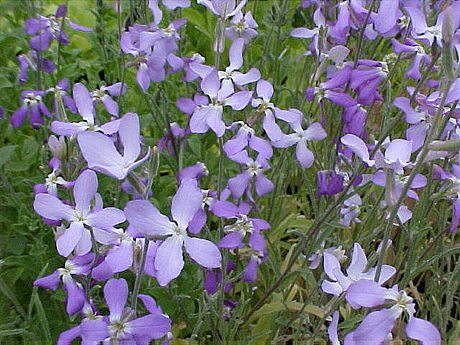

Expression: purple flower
xmin=51 ymin=83 xmax=120 ymax=136
xmin=47 ymin=78 xmax=77 ymax=120
xmin=25 ymin=4 xmax=91 ymax=51
xmin=80 ymin=278 xmax=171 ymax=343
xmin=211 ymin=200 xmax=270 ymax=252
xmin=340 ymin=194 xmax=362 ymax=226
xmin=317 ymin=170 xmax=344 ymax=196
xmin=190 ymin=68 xmax=252 ymax=137
xmin=227 ymin=150 xmax=274 ymax=198
xmin=350 ymin=60 xmax=388 ymax=106
xmin=345 ymin=280 xmax=441 ymax=345
xmin=224 ymin=121 xmax=273 ymax=160
xmin=321 ymin=243 xmax=396 ymax=299
xmin=405 ymin=4 xmax=459 ymax=46
xmin=17 ymin=51 xmax=55 ymax=85
xmin=391 ymin=38 xmax=431 ymax=81
xmin=91 ymin=227 xmax=135 ymax=281
xmin=125 ymin=179 xmax=221 ymax=286
xmin=90 ymin=82 xmax=127 ymax=117
xmin=34 ymin=253 xmax=93 ymax=315
xmin=11 ymin=90 xmax=51 ymax=128
xmin=226 ymin=10 xmax=258 ymax=43
xmin=33 ymin=169 xmax=126 ymax=257
xmin=77 ymin=112 xmax=150 ymax=180
xmin=271 ymin=121 xmax=327 ymax=169
xmin=218 ymin=38 xmax=260 ymax=95
xmin=197 ymin=0 xmax=248 ymax=20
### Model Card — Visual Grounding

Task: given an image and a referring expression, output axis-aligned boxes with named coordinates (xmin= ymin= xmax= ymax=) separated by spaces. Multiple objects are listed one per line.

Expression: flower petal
xmin=185 ymin=237 xmax=221 ymax=268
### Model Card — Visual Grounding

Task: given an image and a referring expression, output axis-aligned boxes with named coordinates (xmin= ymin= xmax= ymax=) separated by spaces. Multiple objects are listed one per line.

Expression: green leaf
xmin=249 ymin=301 xmax=324 ymax=321
xmin=182 ymin=8 xmax=211 ymax=40
xmin=0 ymin=145 xmax=17 ymax=168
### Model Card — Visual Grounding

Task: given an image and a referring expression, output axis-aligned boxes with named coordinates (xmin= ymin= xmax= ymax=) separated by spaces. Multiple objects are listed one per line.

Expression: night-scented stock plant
xmin=0 ymin=0 xmax=459 ymax=343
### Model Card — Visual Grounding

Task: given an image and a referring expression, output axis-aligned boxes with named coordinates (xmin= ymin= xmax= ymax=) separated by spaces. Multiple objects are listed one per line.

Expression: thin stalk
xmin=374 ymin=77 xmax=454 ymax=281
xmin=131 ymin=237 xmax=149 ymax=313
xmin=353 ymin=0 xmax=376 ymax=67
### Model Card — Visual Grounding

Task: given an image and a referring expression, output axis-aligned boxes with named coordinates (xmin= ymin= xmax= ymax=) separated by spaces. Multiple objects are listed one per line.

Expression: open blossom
xmin=190 ymin=68 xmax=252 ymax=137
xmin=34 ymin=253 xmax=93 ymax=315
xmin=224 ymin=121 xmax=272 ymax=160
xmin=218 ymin=38 xmax=260 ymax=95
xmin=226 ymin=10 xmax=258 ymax=43
xmin=25 ymin=4 xmax=91 ymax=52
xmin=47 ymin=78 xmax=77 ymax=120
xmin=51 ymin=83 xmax=120 ymax=136
xmin=322 ymin=243 xmax=396 ymax=299
xmin=90 ymin=82 xmax=127 ymax=116
xmin=80 ymin=278 xmax=171 ymax=343
xmin=345 ymin=279 xmax=441 ymax=345
xmin=197 ymin=0 xmax=248 ymax=20
xmin=11 ymin=90 xmax=51 ymax=129
xmin=77 ymin=112 xmax=150 ymax=180
xmin=227 ymin=150 xmax=274 ymax=198
xmin=33 ymin=169 xmax=126 ymax=257
xmin=270 ymin=121 xmax=327 ymax=169
xmin=125 ymin=179 xmax=221 ymax=286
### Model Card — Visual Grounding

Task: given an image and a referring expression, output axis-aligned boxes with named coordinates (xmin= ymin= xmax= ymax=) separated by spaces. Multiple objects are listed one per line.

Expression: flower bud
xmin=429 ymin=139 xmax=460 ymax=152
xmin=48 ymin=135 xmax=66 ymax=160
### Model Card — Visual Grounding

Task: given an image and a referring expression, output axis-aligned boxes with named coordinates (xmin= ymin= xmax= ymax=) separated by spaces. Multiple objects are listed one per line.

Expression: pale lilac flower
xmin=290 ymin=4 xmax=327 ymax=56
xmin=373 ymin=0 xmax=408 ymax=37
xmin=38 ymin=158 xmax=72 ymax=196
xmin=321 ymin=243 xmax=396 ymax=299
xmin=91 ymin=227 xmax=135 ymax=281
xmin=190 ymin=68 xmax=252 ymax=137
xmin=47 ymin=78 xmax=77 ymax=120
xmin=345 ymin=279 xmax=441 ymax=345
xmin=271 ymin=121 xmax=327 ymax=169
xmin=34 ymin=253 xmax=93 ymax=315
xmin=197 ymin=0 xmax=248 ymax=20
xmin=11 ymin=90 xmax=51 ymax=128
xmin=227 ymin=150 xmax=274 ymax=198
xmin=391 ymin=38 xmax=431 ymax=81
xmin=308 ymin=244 xmax=346 ymax=270
xmin=148 ymin=0 xmax=190 ymax=26
xmin=224 ymin=121 xmax=273 ymax=160
xmin=340 ymin=134 xmax=375 ymax=167
xmin=33 ymin=169 xmax=126 ymax=257
xmin=90 ymin=83 xmax=127 ymax=116
xmin=340 ymin=194 xmax=362 ymax=226
xmin=57 ymin=302 xmax=102 ymax=345
xmin=48 ymin=135 xmax=66 ymax=159
xmin=374 ymin=139 xmax=413 ymax=173
xmin=125 ymin=179 xmax=221 ymax=286
xmin=394 ymin=96 xmax=431 ymax=152
xmin=218 ymin=38 xmax=260 ymax=95
xmin=226 ymin=10 xmax=258 ymax=43
xmin=25 ymin=4 xmax=91 ymax=51
xmin=405 ymin=4 xmax=460 ymax=47
xmin=77 ymin=112 xmax=150 ymax=180
xmin=211 ymin=200 xmax=269 ymax=252
xmin=51 ymin=83 xmax=120 ymax=136
xmin=80 ymin=278 xmax=171 ymax=343
xmin=182 ymin=53 xmax=206 ymax=82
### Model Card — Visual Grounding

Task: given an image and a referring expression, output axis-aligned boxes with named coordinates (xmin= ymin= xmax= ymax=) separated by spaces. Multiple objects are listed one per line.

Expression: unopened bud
xmin=429 ymin=139 xmax=460 ymax=152
xmin=442 ymin=8 xmax=455 ymax=47
xmin=48 ymin=135 xmax=66 ymax=160
xmin=442 ymin=8 xmax=456 ymax=80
